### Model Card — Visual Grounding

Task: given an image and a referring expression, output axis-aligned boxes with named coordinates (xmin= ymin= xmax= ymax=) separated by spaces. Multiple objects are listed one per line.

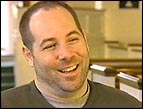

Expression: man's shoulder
xmin=1 ymin=81 xmax=33 ymax=98
xmin=1 ymin=81 xmax=50 ymax=108
xmin=88 ymin=80 xmax=133 ymax=97
xmin=87 ymin=80 xmax=142 ymax=107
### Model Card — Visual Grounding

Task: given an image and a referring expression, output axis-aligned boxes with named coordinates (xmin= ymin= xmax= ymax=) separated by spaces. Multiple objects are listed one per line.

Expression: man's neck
xmin=34 ymin=78 xmax=88 ymax=101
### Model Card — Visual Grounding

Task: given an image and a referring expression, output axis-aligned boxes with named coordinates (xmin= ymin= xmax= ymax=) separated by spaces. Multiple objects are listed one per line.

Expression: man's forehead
xmin=29 ymin=6 xmax=78 ymax=38
xmin=30 ymin=6 xmax=69 ymax=20
xmin=29 ymin=7 xmax=75 ymax=31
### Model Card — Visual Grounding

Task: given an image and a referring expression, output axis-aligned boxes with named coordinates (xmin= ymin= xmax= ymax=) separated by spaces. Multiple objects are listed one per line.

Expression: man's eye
xmin=69 ymin=38 xmax=79 ymax=43
xmin=43 ymin=44 xmax=56 ymax=50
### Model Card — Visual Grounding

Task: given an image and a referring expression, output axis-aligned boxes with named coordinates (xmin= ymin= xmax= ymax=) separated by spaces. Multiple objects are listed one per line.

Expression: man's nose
xmin=57 ymin=45 xmax=74 ymax=61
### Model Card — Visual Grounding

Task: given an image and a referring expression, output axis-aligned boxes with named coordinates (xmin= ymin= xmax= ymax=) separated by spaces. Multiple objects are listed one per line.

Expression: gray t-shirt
xmin=42 ymin=83 xmax=90 ymax=108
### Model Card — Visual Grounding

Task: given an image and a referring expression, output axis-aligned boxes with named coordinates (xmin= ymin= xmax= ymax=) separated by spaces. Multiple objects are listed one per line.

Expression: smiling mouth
xmin=58 ymin=65 xmax=78 ymax=73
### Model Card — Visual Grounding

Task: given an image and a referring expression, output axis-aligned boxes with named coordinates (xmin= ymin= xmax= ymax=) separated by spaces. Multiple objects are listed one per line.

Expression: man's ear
xmin=22 ymin=46 xmax=34 ymax=67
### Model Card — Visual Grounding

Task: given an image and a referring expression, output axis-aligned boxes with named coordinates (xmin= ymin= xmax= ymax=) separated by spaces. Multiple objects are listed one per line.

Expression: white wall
xmin=104 ymin=1 xmax=142 ymax=44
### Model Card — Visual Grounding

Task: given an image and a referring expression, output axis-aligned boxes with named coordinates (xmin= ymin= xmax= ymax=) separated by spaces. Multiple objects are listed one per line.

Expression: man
xmin=1 ymin=1 xmax=141 ymax=108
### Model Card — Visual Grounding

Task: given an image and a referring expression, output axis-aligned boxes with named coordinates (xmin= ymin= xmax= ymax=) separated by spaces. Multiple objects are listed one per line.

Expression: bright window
xmin=1 ymin=1 xmax=10 ymax=56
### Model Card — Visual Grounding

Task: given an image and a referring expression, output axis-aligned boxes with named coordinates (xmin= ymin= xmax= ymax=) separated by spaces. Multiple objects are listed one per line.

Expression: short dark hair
xmin=19 ymin=1 xmax=83 ymax=51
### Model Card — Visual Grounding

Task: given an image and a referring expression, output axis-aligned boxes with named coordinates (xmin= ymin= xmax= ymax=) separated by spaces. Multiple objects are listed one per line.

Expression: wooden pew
xmin=117 ymin=72 xmax=142 ymax=102
xmin=116 ymin=68 xmax=142 ymax=76
xmin=90 ymin=58 xmax=142 ymax=88
xmin=90 ymin=58 xmax=142 ymax=76
xmin=90 ymin=58 xmax=142 ymax=67
xmin=89 ymin=64 xmax=118 ymax=88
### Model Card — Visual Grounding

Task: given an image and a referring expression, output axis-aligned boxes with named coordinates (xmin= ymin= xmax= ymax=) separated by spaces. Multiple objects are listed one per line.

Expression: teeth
xmin=61 ymin=65 xmax=77 ymax=72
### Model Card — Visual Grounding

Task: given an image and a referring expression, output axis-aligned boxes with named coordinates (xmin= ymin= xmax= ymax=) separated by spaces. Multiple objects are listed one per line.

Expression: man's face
xmin=29 ymin=7 xmax=89 ymax=92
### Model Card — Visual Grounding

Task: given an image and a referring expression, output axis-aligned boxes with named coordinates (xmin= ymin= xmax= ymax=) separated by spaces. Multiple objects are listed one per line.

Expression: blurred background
xmin=1 ymin=1 xmax=142 ymax=101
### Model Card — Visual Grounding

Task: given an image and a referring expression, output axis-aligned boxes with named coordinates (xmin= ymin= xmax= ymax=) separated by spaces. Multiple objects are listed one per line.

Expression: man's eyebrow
xmin=66 ymin=30 xmax=81 ymax=37
xmin=40 ymin=37 xmax=56 ymax=47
